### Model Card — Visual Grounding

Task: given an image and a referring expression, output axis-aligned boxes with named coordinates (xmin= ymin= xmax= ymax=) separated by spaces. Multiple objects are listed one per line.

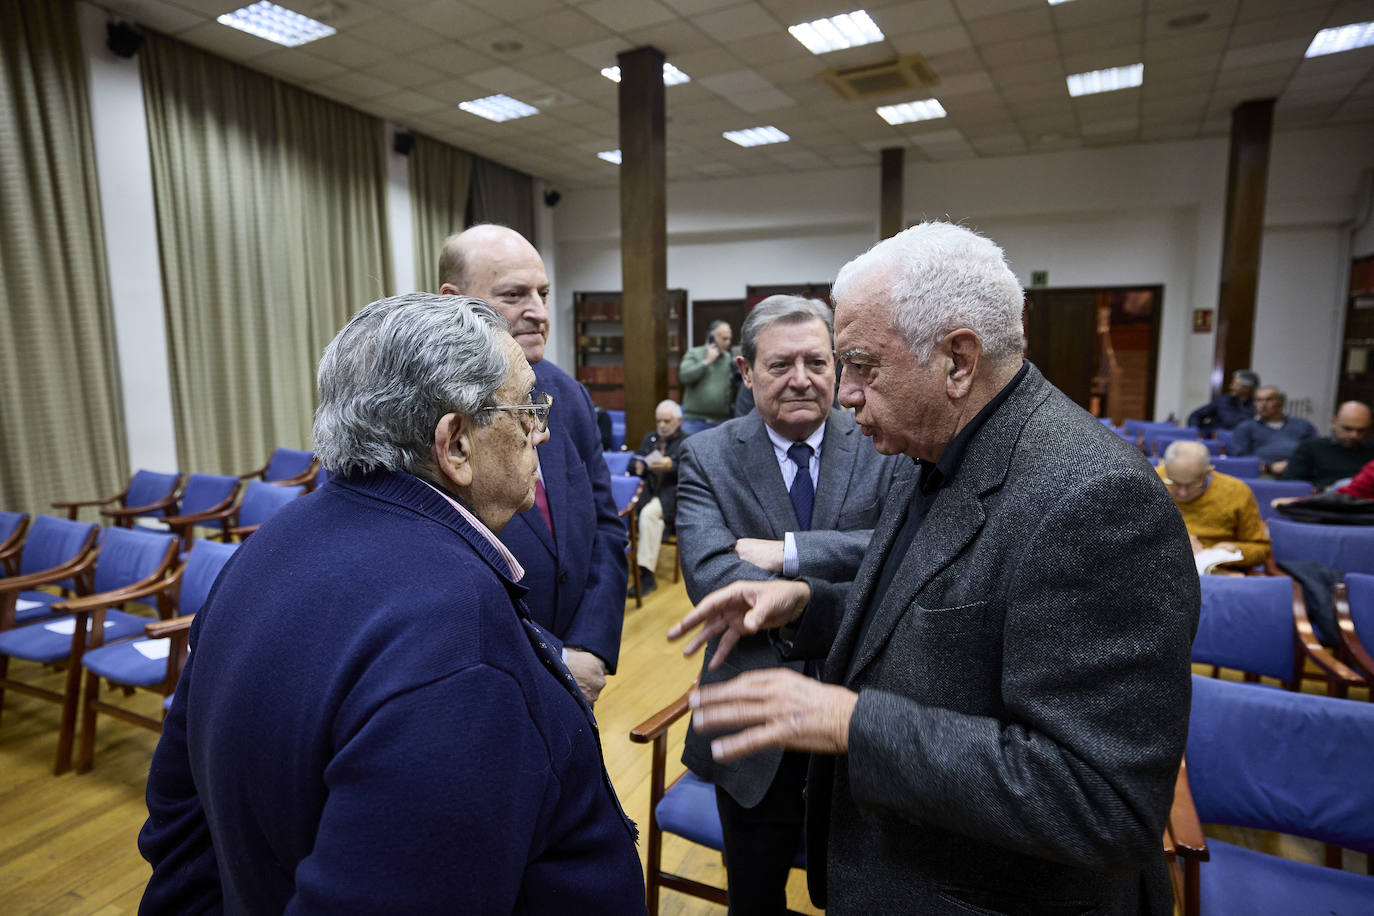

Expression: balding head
xmin=1161 ymin=440 xmax=1213 ymax=504
xmin=438 ymin=224 xmax=550 ymax=363
xmin=1332 ymin=401 xmax=1372 ymax=448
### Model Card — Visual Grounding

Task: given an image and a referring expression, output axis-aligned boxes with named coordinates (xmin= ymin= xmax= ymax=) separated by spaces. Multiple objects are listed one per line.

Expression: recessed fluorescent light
xmin=1066 ymin=63 xmax=1143 ymax=97
xmin=1047 ymin=0 xmax=1078 ymax=6
xmin=600 ymin=63 xmax=691 ymax=86
xmin=216 ymin=1 xmax=336 ymax=47
xmin=597 ymin=150 xmax=622 ymax=165
xmin=1305 ymin=21 xmax=1374 ymax=58
xmin=458 ymin=94 xmax=539 ymax=122
xmin=876 ymin=98 xmax=947 ymax=125
xmin=723 ymin=126 xmax=790 ymax=147
xmin=788 ymin=10 xmax=884 ymax=55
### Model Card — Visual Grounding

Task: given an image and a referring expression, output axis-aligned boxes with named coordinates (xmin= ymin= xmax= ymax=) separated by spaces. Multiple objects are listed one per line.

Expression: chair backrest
xmin=263 ymin=448 xmax=315 ymax=482
xmin=90 ymin=527 xmax=179 ymax=594
xmin=0 ymin=511 xmax=28 ymax=544
xmin=125 ymin=470 xmax=182 ymax=517
xmin=238 ymin=481 xmax=304 ymax=528
xmin=1145 ymin=427 xmax=1198 ymax=455
xmin=1186 ymin=675 xmax=1374 ymax=854
xmin=1343 ymin=572 xmax=1374 ymax=645
xmin=1192 ymin=575 xmax=1298 ymax=683
xmin=609 ymin=476 xmax=641 ymax=523
xmin=1124 ymin=419 xmax=1176 ymax=436
xmin=1212 ymin=428 xmax=1234 ymax=448
xmin=681 ymin=418 xmax=714 ymax=436
xmin=177 ymin=473 xmax=241 ymax=516
xmin=1212 ymin=456 xmax=1262 ymax=478
xmin=19 ymin=516 xmax=98 ymax=576
xmin=1200 ymin=438 xmax=1223 ymax=457
xmin=1269 ymin=519 xmax=1374 ymax=576
xmin=607 ymin=409 xmax=626 ymax=451
xmin=1244 ymin=479 xmax=1316 ymax=522
xmin=603 ymin=451 xmax=633 ymax=476
xmin=178 ymin=540 xmax=240 ymax=615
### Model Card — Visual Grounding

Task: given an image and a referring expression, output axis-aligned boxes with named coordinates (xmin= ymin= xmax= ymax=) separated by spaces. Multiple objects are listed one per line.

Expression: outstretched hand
xmin=690 ymin=668 xmax=858 ymax=762
xmin=667 ymin=578 xmax=811 ymax=669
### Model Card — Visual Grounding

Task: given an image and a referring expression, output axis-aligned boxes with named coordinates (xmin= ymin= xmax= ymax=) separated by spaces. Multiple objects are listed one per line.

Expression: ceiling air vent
xmin=821 ymin=53 xmax=939 ymax=100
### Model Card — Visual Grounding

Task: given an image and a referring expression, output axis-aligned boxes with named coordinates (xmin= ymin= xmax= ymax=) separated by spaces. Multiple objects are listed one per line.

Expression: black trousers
xmin=715 ymin=751 xmax=808 ymax=916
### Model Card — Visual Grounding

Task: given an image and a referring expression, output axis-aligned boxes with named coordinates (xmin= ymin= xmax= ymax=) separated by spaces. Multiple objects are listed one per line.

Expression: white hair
xmin=655 ymin=399 xmax=682 ymax=418
xmin=832 ymin=221 xmax=1024 ymax=365
xmin=1162 ymin=440 xmax=1210 ymax=468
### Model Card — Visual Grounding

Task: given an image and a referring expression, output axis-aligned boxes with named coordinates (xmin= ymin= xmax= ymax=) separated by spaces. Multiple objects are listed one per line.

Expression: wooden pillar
xmin=880 ymin=147 xmax=904 ymax=239
xmin=1213 ymin=99 xmax=1274 ymax=394
xmin=618 ymin=46 xmax=668 ymax=446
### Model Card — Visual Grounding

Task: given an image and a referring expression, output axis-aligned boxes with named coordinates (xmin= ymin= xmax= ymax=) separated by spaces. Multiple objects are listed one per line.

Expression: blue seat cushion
xmin=1201 ymin=838 xmax=1374 ymax=916
xmin=655 ymin=770 xmax=805 ymax=868
xmin=15 ymin=590 xmax=63 ymax=624
xmin=82 ymin=637 xmax=169 ymax=688
xmin=0 ymin=609 xmax=150 ymax=664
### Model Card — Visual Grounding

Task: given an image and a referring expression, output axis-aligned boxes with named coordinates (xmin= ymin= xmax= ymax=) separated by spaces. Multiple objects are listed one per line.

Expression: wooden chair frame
xmin=161 ymin=487 xmax=241 ymax=550
xmin=0 ymin=529 xmax=101 ymax=631
xmin=617 ymin=478 xmax=645 ymax=608
xmin=53 ymin=473 xmax=184 ymax=524
xmin=239 ymin=453 xmax=321 ymax=491
xmin=1165 ymin=759 xmax=1208 ymax=916
xmin=0 ymin=513 xmax=32 ymax=576
xmin=1333 ymin=582 xmax=1374 ymax=684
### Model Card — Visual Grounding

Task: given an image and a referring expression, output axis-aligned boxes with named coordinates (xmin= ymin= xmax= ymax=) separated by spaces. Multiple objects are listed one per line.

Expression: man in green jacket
xmin=680 ymin=321 xmax=734 ymax=423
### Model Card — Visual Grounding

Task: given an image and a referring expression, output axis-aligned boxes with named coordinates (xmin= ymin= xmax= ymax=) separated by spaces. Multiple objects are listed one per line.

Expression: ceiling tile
xmin=924 ymin=48 xmax=986 ymax=76
xmin=723 ymin=30 xmax=813 ymax=66
xmin=1051 ymin=0 xmax=1144 ymax=30
xmin=370 ymin=88 xmax=450 ymax=115
xmin=402 ymin=1 xmax=502 ymax=38
xmin=518 ymin=7 xmax=612 ymax=45
xmin=953 ymin=0 xmax=1043 ymax=21
xmin=868 ymin=0 xmax=962 ymax=35
xmin=694 ymin=2 xmax=785 ymax=42
xmin=345 ymin=14 xmax=442 ymax=53
xmin=307 ymin=71 xmax=400 ymax=102
xmin=978 ymin=34 xmax=1060 ymax=68
xmin=890 ymin=24 xmax=975 ymax=57
xmin=964 ymin=6 xmax=1055 ymax=44
xmin=624 ymin=18 xmax=717 ymax=54
xmin=1057 ymin=18 xmax=1146 ymax=57
xmin=698 ymin=67 xmax=776 ymax=95
xmin=362 ymin=55 xmax=449 ymax=89
xmin=406 ymin=43 xmax=499 ymax=77
xmin=664 ymin=0 xmax=739 ymax=14
xmin=1144 ymin=2 xmax=1239 ymax=40
xmin=581 ymin=0 xmax=678 ymax=32
xmin=1213 ymin=60 xmax=1298 ymax=87
xmin=466 ymin=65 xmax=545 ymax=93
xmin=460 ymin=26 xmax=553 ymax=62
xmin=1227 ymin=8 xmax=1333 ymax=48
xmin=300 ymin=31 xmax=395 ymax=68
xmin=669 ymin=46 xmax=748 ymax=77
xmin=174 ymin=20 xmax=280 ymax=60
xmin=487 ymin=0 xmax=566 ymax=21
xmin=1062 ymin=45 xmax=1146 ymax=75
xmin=519 ymin=51 xmax=597 ymax=84
xmin=566 ymin=36 xmax=637 ymax=69
xmin=1144 ymin=28 xmax=1231 ymax=63
xmin=971 ymin=133 xmax=1029 ymax=155
xmin=937 ymin=71 xmax=996 ymax=96
xmin=102 ymin=0 xmax=203 ymax=34
xmin=1220 ymin=38 xmax=1312 ymax=70
xmin=731 ymin=86 xmax=796 ymax=112
xmin=251 ymin=49 xmax=347 ymax=83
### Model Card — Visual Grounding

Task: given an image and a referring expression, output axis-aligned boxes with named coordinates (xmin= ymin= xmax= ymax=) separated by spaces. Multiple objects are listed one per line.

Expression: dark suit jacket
xmin=632 ymin=428 xmax=687 ymax=525
xmin=677 ymin=409 xmax=913 ymax=807
xmin=498 ymin=360 xmax=628 ymax=672
xmin=791 ymin=365 xmax=1199 ymax=915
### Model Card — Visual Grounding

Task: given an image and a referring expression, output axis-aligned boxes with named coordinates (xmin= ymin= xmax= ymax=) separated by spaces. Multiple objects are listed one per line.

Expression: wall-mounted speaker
xmin=392 ymin=132 xmax=415 ymax=156
xmin=107 ymin=21 xmax=145 ymax=58
xmin=543 ymin=189 xmax=562 ymax=207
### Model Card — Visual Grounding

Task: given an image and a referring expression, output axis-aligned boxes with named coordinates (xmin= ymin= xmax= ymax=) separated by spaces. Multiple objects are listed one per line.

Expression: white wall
xmin=385 ymin=125 xmax=415 ymax=296
xmin=555 ymin=124 xmax=1374 ymax=422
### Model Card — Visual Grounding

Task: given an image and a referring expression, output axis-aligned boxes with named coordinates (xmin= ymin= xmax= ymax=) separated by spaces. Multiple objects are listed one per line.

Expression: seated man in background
xmin=1227 ymin=386 xmax=1316 ymax=475
xmin=1282 ymin=400 xmax=1374 ymax=489
xmin=1187 ymin=369 xmax=1259 ymax=432
xmin=1158 ymin=440 xmax=1269 ymax=568
xmin=630 ymin=398 xmax=688 ymax=596
xmin=139 ymin=294 xmax=644 ymax=913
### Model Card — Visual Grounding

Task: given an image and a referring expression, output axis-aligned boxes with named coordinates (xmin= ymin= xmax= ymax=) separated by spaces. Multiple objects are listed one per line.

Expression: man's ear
xmin=944 ymin=329 xmax=983 ymax=399
xmin=433 ymin=412 xmax=475 ymax=490
xmin=736 ymin=354 xmax=754 ymax=390
xmin=438 ymin=282 xmax=461 ymax=297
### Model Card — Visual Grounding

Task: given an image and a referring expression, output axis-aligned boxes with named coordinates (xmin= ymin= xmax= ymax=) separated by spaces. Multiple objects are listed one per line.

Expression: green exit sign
xmin=1030 ymin=270 xmax=1048 ymax=288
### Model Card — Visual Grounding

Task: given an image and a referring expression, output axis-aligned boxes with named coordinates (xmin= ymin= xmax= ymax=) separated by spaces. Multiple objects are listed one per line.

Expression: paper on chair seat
xmin=16 ymin=599 xmax=44 ymax=612
xmin=133 ymin=640 xmax=171 ymax=660
xmin=43 ymin=618 xmax=115 ymax=635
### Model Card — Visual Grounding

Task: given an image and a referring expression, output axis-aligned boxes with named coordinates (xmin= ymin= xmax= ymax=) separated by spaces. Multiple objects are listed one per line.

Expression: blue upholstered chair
xmin=1211 ymin=428 xmax=1234 ymax=450
xmin=240 ymin=447 xmax=319 ymax=490
xmin=160 ymin=472 xmax=242 ymax=550
xmin=74 ymin=539 xmax=239 ymax=772
xmin=1211 ymin=456 xmax=1262 ymax=479
xmin=611 ymin=476 xmax=644 ymax=606
xmin=1123 ymin=418 xmax=1177 ymax=437
xmin=607 ymin=409 xmax=627 ymax=451
xmin=52 ymin=469 xmax=183 ymax=525
xmin=1200 ymin=439 xmax=1224 ymax=457
xmin=630 ymin=684 xmax=807 ymax=915
xmin=188 ymin=480 xmax=304 ymax=542
xmin=1334 ymin=573 xmax=1374 ymax=683
xmin=1243 ymin=479 xmax=1315 ymax=522
xmin=0 ymin=516 xmax=99 ymax=628
xmin=1145 ymin=426 xmax=1199 ymax=457
xmin=1268 ymin=519 xmax=1374 ymax=576
xmin=1168 ymin=675 xmax=1374 ymax=915
xmin=1193 ymin=575 xmax=1360 ymax=697
xmin=0 ymin=527 xmax=178 ymax=773
xmin=0 ymin=511 xmax=31 ymax=576
xmin=603 ymin=450 xmax=633 ymax=476
xmin=680 ymin=419 xmax=715 ymax=436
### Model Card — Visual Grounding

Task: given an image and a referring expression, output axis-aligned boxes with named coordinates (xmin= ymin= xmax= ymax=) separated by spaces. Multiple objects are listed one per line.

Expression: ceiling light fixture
xmin=216 ymin=1 xmax=336 ymax=47
xmin=597 ymin=150 xmax=622 ymax=164
xmin=600 ymin=63 xmax=691 ymax=85
xmin=1305 ymin=21 xmax=1374 ymax=58
xmin=1066 ymin=63 xmax=1143 ymax=97
xmin=458 ymin=94 xmax=539 ymax=122
xmin=876 ymin=98 xmax=947 ymax=125
xmin=1047 ymin=0 xmax=1078 ymax=6
xmin=788 ymin=10 xmax=884 ymax=55
xmin=723 ymin=126 xmax=790 ymax=147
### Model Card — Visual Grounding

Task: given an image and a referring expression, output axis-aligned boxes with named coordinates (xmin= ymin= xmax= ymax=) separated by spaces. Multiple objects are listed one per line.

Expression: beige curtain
xmin=409 ymin=133 xmax=471 ymax=291
xmin=0 ymin=0 xmax=130 ymax=515
xmin=470 ymin=156 xmax=535 ymax=243
xmin=140 ymin=33 xmax=392 ymax=475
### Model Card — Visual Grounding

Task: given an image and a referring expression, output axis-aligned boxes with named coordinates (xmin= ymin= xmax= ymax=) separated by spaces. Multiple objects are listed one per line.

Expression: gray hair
xmin=740 ymin=295 xmax=834 ymax=365
xmin=832 ymin=221 xmax=1024 ymax=365
xmin=1162 ymin=440 xmax=1211 ymax=469
xmin=1233 ymin=370 xmax=1260 ymax=391
xmin=655 ymin=399 xmax=682 ymax=418
xmin=313 ymin=293 xmax=511 ymax=478
xmin=1256 ymin=385 xmax=1284 ymax=404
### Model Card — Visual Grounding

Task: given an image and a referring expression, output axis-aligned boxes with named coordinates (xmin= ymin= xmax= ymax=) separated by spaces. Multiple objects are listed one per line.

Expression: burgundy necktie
xmin=534 ymin=478 xmax=555 ymax=540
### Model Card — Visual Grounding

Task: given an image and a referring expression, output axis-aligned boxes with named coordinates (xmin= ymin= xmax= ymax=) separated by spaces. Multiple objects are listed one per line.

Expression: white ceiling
xmin=97 ymin=0 xmax=1374 ymax=189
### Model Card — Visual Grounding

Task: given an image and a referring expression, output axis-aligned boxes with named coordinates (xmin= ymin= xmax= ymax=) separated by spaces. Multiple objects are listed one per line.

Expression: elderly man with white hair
xmin=1157 ymin=439 xmax=1270 ymax=568
xmin=671 ymin=222 xmax=1199 ymax=916
xmin=629 ymin=398 xmax=688 ymax=595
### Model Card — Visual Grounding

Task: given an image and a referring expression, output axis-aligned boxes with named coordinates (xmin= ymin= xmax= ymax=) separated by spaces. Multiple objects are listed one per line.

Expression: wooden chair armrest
xmin=1168 ymin=759 xmax=1208 ymax=862
xmin=227 ymin=523 xmax=260 ymax=540
xmin=0 ymin=549 xmax=99 ymax=594
xmin=52 ymin=495 xmax=118 ymax=511
xmin=1291 ymin=586 xmax=1365 ymax=689
xmin=101 ymin=489 xmax=181 ymax=519
xmin=270 ymin=459 xmax=319 ymax=490
xmin=1334 ymin=584 xmax=1374 ymax=680
xmin=630 ymin=685 xmax=695 ymax=743
xmin=238 ymin=460 xmax=270 ymax=480
xmin=145 ymin=615 xmax=194 ymax=639
xmin=164 ymin=503 xmax=238 ymax=528
xmin=49 ymin=577 xmax=169 ymax=614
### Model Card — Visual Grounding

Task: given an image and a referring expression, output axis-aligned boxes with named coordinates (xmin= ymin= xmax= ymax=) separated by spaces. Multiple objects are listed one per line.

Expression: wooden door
xmin=1024 ymin=289 xmax=1099 ymax=410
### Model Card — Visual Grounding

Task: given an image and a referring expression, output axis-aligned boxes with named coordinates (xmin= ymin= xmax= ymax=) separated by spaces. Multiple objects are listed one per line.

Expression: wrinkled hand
xmin=690 ymin=668 xmax=857 ymax=763
xmin=645 ymin=452 xmax=672 ymax=472
xmin=1270 ymin=496 xmax=1300 ymax=508
xmin=667 ymin=579 xmax=810 ymax=668
xmin=1268 ymin=460 xmax=1289 ymax=476
xmin=564 ymin=648 xmax=607 ymax=704
xmin=734 ymin=537 xmax=784 ymax=573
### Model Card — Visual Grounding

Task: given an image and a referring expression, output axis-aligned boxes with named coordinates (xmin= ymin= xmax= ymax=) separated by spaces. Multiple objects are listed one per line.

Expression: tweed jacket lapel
xmin=727 ymin=412 xmax=800 ymax=536
xmin=810 ymin=410 xmax=859 ymax=530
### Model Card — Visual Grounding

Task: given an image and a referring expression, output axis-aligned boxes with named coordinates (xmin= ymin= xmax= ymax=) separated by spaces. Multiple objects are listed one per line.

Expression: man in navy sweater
xmin=440 ymin=225 xmax=627 ymax=704
xmin=138 ymin=295 xmax=644 ymax=914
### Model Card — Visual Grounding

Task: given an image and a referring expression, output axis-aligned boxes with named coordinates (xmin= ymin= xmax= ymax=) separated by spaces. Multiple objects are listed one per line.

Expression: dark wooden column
xmin=880 ymin=147 xmax=904 ymax=239
xmin=1213 ymin=99 xmax=1274 ymax=394
xmin=618 ymin=46 xmax=668 ymax=446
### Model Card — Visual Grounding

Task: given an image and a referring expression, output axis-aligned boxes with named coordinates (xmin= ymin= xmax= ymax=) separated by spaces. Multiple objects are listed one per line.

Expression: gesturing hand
xmin=690 ymin=668 xmax=857 ymax=762
xmin=667 ymin=579 xmax=810 ymax=669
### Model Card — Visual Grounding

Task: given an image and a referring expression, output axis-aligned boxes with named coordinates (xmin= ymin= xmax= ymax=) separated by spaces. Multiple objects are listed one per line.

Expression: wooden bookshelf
xmin=574 ymin=289 xmax=687 ymax=410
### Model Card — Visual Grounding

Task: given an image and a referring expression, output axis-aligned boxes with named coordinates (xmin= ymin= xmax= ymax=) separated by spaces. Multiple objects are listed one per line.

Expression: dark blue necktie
xmin=788 ymin=442 xmax=814 ymax=532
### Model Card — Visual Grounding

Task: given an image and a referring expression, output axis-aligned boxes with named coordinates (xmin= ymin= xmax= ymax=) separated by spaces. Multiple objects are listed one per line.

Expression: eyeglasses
xmin=1162 ymin=472 xmax=1211 ymax=494
xmin=483 ymin=390 xmax=553 ymax=433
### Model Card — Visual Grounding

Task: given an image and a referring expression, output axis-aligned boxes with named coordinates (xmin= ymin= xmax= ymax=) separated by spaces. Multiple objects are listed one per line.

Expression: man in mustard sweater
xmin=1157 ymin=440 xmax=1269 ymax=569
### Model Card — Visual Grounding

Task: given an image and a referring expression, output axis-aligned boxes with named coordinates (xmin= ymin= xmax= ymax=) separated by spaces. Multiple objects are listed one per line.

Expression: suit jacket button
xmin=559 ymin=570 xmax=569 ymax=583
